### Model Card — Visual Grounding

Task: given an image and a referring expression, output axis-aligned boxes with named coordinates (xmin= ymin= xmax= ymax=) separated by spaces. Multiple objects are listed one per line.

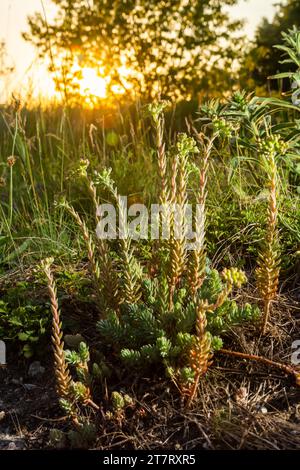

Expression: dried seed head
xmin=7 ymin=156 xmax=17 ymax=167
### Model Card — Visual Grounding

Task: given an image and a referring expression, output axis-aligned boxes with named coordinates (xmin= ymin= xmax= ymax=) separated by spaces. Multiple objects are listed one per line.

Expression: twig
xmin=218 ymin=348 xmax=300 ymax=386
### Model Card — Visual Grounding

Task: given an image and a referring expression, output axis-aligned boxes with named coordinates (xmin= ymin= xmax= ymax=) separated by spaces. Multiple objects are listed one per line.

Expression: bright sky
xmin=0 ymin=0 xmax=279 ymax=102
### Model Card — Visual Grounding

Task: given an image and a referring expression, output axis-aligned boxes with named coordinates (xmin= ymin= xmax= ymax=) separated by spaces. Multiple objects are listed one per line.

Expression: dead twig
xmin=218 ymin=348 xmax=300 ymax=386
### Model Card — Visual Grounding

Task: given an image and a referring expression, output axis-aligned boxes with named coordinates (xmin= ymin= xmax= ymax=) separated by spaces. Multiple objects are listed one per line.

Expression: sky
xmin=0 ymin=0 xmax=279 ymax=102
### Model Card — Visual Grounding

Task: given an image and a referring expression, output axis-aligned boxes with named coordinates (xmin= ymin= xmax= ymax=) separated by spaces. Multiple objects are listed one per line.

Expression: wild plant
xmin=93 ymin=167 xmax=143 ymax=305
xmin=186 ymin=268 xmax=247 ymax=404
xmin=59 ymin=200 xmax=103 ymax=307
xmin=41 ymin=258 xmax=74 ymax=415
xmin=269 ymin=27 xmax=300 ymax=105
xmin=198 ymin=87 xmax=300 ymax=333
xmin=187 ymin=133 xmax=216 ymax=299
xmin=95 ymin=103 xmax=261 ymax=403
xmin=45 ymin=97 xmax=300 ymax=410
xmin=41 ymin=258 xmax=98 ymax=424
xmin=78 ymin=159 xmax=121 ymax=308
xmin=168 ymin=134 xmax=197 ymax=306
xmin=57 ymin=163 xmax=121 ymax=311
xmin=255 ymin=135 xmax=287 ymax=333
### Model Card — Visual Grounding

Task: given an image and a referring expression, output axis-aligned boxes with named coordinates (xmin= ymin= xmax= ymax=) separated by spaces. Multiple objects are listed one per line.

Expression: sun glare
xmin=70 ymin=62 xmax=134 ymax=104
xmin=32 ymin=56 xmax=136 ymax=105
xmin=76 ymin=67 xmax=108 ymax=99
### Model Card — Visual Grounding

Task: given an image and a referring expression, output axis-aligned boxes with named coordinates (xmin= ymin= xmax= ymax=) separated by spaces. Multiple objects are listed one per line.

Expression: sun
xmin=77 ymin=67 xmax=108 ymax=99
xmin=43 ymin=56 xmax=136 ymax=104
xmin=72 ymin=60 xmax=135 ymax=103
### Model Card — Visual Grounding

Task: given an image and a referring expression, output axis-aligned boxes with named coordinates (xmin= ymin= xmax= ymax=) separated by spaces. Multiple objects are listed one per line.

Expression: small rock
xmin=0 ymin=411 xmax=5 ymax=421
xmin=11 ymin=377 xmax=23 ymax=385
xmin=7 ymin=442 xmax=17 ymax=450
xmin=64 ymin=334 xmax=85 ymax=349
xmin=24 ymin=383 xmax=38 ymax=391
xmin=260 ymin=406 xmax=268 ymax=414
xmin=28 ymin=361 xmax=45 ymax=378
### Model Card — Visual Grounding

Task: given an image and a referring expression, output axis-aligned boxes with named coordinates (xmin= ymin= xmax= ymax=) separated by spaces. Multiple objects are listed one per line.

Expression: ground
xmin=1 ymin=300 xmax=299 ymax=450
xmin=0 ymin=268 xmax=299 ymax=450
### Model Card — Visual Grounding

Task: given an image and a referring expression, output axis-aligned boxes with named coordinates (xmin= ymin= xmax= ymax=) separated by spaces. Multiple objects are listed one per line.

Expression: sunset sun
xmin=77 ymin=67 xmax=108 ymax=99
xmin=68 ymin=62 xmax=134 ymax=104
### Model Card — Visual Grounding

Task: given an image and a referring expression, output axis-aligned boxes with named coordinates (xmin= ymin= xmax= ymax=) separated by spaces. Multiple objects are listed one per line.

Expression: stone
xmin=28 ymin=361 xmax=45 ymax=378
xmin=24 ymin=383 xmax=38 ymax=391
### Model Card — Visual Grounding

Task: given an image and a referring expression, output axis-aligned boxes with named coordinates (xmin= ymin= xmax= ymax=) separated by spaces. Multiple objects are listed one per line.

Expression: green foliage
xmin=242 ymin=3 xmax=300 ymax=92
xmin=177 ymin=133 xmax=198 ymax=157
xmin=0 ymin=282 xmax=50 ymax=357
xmin=178 ymin=367 xmax=195 ymax=385
xmin=207 ymin=301 xmax=260 ymax=334
xmin=97 ymin=267 xmax=259 ymax=378
xmin=65 ymin=341 xmax=90 ymax=366
xmin=111 ymin=391 xmax=133 ymax=413
xmin=65 ymin=341 xmax=92 ymax=389
xmin=71 ymin=381 xmax=90 ymax=401
xmin=55 ymin=269 xmax=91 ymax=299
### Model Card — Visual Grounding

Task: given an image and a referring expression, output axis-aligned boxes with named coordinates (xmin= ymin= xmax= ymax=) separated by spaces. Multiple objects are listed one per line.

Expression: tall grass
xmin=0 ymin=94 xmax=299 ymax=278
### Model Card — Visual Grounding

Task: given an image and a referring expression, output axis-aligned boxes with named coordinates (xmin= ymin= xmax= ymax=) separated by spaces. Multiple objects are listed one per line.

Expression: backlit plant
xmin=41 ymin=258 xmax=98 ymax=426
xmin=94 ymin=104 xmax=260 ymax=403
xmin=255 ymin=134 xmax=287 ymax=334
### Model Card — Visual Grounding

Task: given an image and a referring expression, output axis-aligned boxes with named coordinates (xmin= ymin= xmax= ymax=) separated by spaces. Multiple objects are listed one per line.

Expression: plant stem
xmin=9 ymin=165 xmax=13 ymax=227
xmin=262 ymin=299 xmax=271 ymax=335
xmin=219 ymin=348 xmax=300 ymax=385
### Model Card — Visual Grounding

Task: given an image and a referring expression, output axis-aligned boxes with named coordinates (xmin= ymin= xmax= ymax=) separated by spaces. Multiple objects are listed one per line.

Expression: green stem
xmin=9 ymin=165 xmax=13 ymax=227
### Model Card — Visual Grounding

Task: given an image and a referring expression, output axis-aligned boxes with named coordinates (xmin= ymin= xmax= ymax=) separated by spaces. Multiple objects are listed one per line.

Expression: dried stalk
xmin=219 ymin=348 xmax=300 ymax=386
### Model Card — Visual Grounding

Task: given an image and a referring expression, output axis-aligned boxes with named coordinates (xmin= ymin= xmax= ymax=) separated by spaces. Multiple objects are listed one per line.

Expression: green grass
xmin=0 ymin=93 xmax=299 ymax=273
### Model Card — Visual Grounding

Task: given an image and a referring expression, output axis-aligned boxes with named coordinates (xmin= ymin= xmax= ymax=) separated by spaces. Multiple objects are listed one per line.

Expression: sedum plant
xmin=41 ymin=258 xmax=98 ymax=425
xmin=46 ymin=96 xmax=300 ymax=408
xmin=255 ymin=135 xmax=287 ymax=334
xmin=198 ymin=70 xmax=300 ymax=333
xmin=93 ymin=103 xmax=260 ymax=403
xmin=97 ymin=265 xmax=259 ymax=401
